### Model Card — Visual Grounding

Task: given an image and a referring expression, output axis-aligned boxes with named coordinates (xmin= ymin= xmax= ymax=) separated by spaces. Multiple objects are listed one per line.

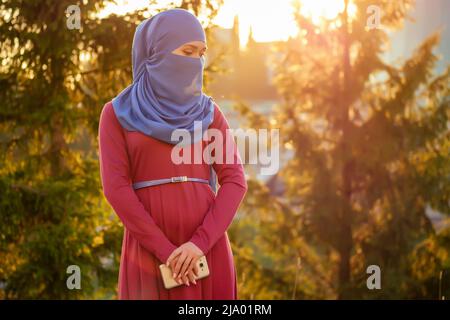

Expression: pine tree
xmin=0 ymin=0 xmax=227 ymax=299
xmin=0 ymin=0 xmax=145 ymax=299
xmin=273 ymin=0 xmax=449 ymax=298
xmin=236 ymin=0 xmax=449 ymax=298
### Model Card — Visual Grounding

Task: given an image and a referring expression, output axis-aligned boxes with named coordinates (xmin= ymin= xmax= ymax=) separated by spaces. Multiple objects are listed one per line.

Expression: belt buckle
xmin=171 ymin=176 xmax=188 ymax=183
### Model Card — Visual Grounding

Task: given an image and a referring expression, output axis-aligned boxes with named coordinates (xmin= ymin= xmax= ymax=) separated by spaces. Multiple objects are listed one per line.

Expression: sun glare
xmin=99 ymin=0 xmax=357 ymax=48
xmin=213 ymin=0 xmax=299 ymax=48
xmin=299 ymin=0 xmax=357 ymax=24
xmin=98 ymin=0 xmax=156 ymax=18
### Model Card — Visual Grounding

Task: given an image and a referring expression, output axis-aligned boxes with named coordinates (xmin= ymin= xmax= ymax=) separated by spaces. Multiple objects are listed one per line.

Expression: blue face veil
xmin=112 ymin=8 xmax=217 ymax=192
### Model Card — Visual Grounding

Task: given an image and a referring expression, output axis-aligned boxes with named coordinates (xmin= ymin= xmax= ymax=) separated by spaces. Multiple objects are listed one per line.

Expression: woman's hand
xmin=166 ymin=241 xmax=203 ymax=286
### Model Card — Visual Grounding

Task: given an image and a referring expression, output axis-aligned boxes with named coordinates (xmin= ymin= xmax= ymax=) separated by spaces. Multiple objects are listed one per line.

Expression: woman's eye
xmin=183 ymin=51 xmax=193 ymax=55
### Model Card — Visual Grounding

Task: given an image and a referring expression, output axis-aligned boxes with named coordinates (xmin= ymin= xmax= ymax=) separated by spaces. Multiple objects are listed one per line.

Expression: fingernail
xmin=172 ymin=273 xmax=176 ymax=278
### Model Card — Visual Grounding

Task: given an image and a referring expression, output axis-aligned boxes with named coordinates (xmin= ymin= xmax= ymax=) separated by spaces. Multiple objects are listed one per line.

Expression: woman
xmin=98 ymin=8 xmax=247 ymax=299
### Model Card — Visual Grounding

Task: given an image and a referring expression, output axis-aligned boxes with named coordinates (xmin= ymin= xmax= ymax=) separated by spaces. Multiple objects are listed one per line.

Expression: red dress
xmin=98 ymin=101 xmax=247 ymax=299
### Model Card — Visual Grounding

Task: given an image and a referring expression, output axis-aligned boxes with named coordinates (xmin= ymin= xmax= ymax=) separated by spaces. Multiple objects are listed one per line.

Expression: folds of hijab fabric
xmin=112 ymin=8 xmax=217 ymax=192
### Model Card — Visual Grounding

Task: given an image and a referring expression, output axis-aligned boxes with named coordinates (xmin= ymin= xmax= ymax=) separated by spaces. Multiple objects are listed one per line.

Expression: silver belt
xmin=132 ymin=176 xmax=210 ymax=190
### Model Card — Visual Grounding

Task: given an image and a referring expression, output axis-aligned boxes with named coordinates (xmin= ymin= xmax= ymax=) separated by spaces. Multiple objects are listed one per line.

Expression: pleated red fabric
xmin=98 ymin=101 xmax=247 ymax=299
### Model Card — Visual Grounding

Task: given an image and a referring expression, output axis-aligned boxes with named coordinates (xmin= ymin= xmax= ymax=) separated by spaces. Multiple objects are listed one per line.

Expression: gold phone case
xmin=159 ymin=255 xmax=210 ymax=289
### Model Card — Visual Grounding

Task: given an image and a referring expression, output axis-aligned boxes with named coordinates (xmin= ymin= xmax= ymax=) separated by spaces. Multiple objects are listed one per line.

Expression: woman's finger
xmin=179 ymin=255 xmax=193 ymax=278
xmin=193 ymin=259 xmax=200 ymax=277
xmin=168 ymin=256 xmax=179 ymax=275
xmin=181 ymin=272 xmax=190 ymax=286
xmin=186 ymin=269 xmax=197 ymax=285
xmin=186 ymin=257 xmax=197 ymax=277
xmin=173 ymin=251 xmax=187 ymax=278
xmin=166 ymin=248 xmax=181 ymax=267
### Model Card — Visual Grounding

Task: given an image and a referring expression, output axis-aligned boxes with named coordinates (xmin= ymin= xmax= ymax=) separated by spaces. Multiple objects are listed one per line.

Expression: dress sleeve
xmin=98 ymin=103 xmax=177 ymax=264
xmin=189 ymin=104 xmax=248 ymax=255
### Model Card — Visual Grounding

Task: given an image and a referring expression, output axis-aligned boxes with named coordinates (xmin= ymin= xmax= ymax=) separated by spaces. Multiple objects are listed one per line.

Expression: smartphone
xmin=159 ymin=255 xmax=210 ymax=289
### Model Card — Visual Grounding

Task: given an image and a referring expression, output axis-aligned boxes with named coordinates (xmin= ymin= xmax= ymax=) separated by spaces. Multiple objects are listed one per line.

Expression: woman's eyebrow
xmin=184 ymin=44 xmax=208 ymax=51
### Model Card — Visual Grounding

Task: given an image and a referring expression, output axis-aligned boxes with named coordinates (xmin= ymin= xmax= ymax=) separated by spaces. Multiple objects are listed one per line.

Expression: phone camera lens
xmin=199 ymin=263 xmax=204 ymax=268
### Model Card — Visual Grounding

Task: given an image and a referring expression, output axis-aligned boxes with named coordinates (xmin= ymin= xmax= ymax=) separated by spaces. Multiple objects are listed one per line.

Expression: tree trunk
xmin=49 ymin=113 xmax=67 ymax=177
xmin=337 ymin=0 xmax=353 ymax=299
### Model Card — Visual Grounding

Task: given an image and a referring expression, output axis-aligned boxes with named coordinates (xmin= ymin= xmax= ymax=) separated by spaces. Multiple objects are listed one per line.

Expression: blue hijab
xmin=112 ymin=8 xmax=217 ymax=192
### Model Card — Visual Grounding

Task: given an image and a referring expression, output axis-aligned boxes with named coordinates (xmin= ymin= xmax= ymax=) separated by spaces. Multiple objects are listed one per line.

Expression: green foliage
xmin=235 ymin=0 xmax=449 ymax=299
xmin=230 ymin=180 xmax=335 ymax=299
xmin=1 ymin=0 xmax=448 ymax=300
xmin=0 ymin=162 xmax=122 ymax=299
xmin=0 ymin=0 xmax=144 ymax=298
xmin=0 ymin=0 xmax=226 ymax=299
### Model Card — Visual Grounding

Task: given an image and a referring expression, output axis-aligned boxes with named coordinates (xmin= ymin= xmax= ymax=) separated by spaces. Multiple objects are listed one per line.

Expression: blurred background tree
xmin=0 ymin=0 xmax=223 ymax=298
xmin=0 ymin=0 xmax=448 ymax=300
xmin=235 ymin=0 xmax=449 ymax=299
xmin=0 ymin=0 xmax=139 ymax=299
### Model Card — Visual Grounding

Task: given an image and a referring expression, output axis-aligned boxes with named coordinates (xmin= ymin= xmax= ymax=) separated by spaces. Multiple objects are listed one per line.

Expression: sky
xmin=99 ymin=0 xmax=449 ymax=70
xmin=99 ymin=0 xmax=354 ymax=47
xmin=384 ymin=0 xmax=449 ymax=73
